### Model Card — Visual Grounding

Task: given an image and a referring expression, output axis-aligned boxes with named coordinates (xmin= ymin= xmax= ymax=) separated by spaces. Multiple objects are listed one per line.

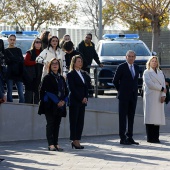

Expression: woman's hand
xmin=57 ymin=100 xmax=65 ymax=107
xmin=82 ymin=98 xmax=88 ymax=104
xmin=160 ymin=96 xmax=166 ymax=103
xmin=166 ymin=82 xmax=169 ymax=86
xmin=163 ymin=88 xmax=167 ymax=93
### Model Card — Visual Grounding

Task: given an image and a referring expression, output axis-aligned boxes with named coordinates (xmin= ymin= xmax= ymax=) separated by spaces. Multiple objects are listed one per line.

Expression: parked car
xmin=92 ymin=34 xmax=156 ymax=95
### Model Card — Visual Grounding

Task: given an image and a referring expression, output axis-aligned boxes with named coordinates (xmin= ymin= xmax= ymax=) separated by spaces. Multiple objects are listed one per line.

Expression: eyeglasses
xmin=35 ymin=41 xmax=42 ymax=44
xmin=51 ymin=62 xmax=59 ymax=66
xmin=85 ymin=37 xmax=91 ymax=39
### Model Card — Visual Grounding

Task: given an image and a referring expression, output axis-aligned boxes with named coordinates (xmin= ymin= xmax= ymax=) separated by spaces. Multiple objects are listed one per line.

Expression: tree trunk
xmin=31 ymin=25 xmax=34 ymax=31
xmin=151 ymin=19 xmax=160 ymax=53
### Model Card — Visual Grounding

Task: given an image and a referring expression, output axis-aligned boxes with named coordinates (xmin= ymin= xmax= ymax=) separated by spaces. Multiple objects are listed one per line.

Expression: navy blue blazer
xmin=67 ymin=69 xmax=88 ymax=106
xmin=113 ymin=62 xmax=139 ymax=100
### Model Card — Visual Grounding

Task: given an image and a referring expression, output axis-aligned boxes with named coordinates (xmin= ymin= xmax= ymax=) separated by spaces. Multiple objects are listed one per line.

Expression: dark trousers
xmin=69 ymin=105 xmax=85 ymax=141
xmin=25 ymin=90 xmax=39 ymax=104
xmin=146 ymin=124 xmax=160 ymax=142
xmin=45 ymin=113 xmax=62 ymax=146
xmin=119 ymin=97 xmax=137 ymax=140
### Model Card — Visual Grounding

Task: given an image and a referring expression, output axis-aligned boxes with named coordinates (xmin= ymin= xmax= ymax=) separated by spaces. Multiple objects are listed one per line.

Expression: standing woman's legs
xmin=153 ymin=125 xmax=160 ymax=142
xmin=16 ymin=81 xmax=25 ymax=103
xmin=69 ymin=106 xmax=79 ymax=141
xmin=76 ymin=105 xmax=85 ymax=141
xmin=53 ymin=115 xmax=62 ymax=146
xmin=45 ymin=114 xmax=55 ymax=146
xmin=7 ymin=79 xmax=13 ymax=102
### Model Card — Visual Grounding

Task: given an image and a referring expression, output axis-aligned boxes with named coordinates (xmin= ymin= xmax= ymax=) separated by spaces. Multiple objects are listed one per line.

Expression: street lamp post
xmin=99 ymin=0 xmax=102 ymax=40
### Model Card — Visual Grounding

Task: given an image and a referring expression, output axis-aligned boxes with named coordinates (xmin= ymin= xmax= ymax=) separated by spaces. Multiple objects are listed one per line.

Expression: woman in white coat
xmin=143 ymin=56 xmax=166 ymax=143
xmin=36 ymin=36 xmax=66 ymax=79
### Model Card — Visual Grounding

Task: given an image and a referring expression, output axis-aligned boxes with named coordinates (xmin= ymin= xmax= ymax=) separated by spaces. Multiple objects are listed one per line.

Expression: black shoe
xmin=71 ymin=142 xmax=84 ymax=149
xmin=0 ymin=159 xmax=4 ymax=162
xmin=48 ymin=146 xmax=56 ymax=151
xmin=55 ymin=146 xmax=64 ymax=152
xmin=127 ymin=138 xmax=139 ymax=145
xmin=147 ymin=139 xmax=160 ymax=143
xmin=120 ymin=139 xmax=131 ymax=145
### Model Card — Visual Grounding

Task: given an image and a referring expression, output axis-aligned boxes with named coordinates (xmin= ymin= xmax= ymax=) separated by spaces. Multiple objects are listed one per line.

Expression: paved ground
xmin=1 ymin=133 xmax=170 ymax=170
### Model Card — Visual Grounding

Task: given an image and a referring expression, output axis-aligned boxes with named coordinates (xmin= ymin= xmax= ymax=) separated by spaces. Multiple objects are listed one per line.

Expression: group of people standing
xmin=0 ymin=31 xmax=103 ymax=151
xmin=0 ymin=30 xmax=169 ymax=154
xmin=113 ymin=50 xmax=168 ymax=145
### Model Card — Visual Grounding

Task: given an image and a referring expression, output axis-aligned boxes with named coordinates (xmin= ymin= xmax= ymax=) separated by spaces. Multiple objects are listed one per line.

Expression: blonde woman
xmin=143 ymin=56 xmax=166 ymax=143
xmin=67 ymin=55 xmax=88 ymax=149
xmin=36 ymin=36 xmax=66 ymax=79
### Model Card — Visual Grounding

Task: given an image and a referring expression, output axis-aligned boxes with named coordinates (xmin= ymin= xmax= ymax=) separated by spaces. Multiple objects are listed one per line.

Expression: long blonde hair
xmin=69 ymin=55 xmax=83 ymax=71
xmin=146 ymin=56 xmax=160 ymax=70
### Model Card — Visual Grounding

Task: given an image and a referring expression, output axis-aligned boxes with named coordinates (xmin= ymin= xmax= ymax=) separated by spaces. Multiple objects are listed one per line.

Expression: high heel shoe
xmin=48 ymin=146 xmax=56 ymax=151
xmin=71 ymin=142 xmax=84 ymax=149
xmin=55 ymin=145 xmax=64 ymax=152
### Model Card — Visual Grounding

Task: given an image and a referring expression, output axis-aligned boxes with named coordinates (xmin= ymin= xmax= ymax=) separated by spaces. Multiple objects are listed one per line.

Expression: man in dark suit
xmin=113 ymin=50 xmax=139 ymax=145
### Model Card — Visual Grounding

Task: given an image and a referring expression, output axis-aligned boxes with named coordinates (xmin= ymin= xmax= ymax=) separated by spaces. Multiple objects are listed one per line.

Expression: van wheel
xmin=97 ymin=90 xmax=104 ymax=95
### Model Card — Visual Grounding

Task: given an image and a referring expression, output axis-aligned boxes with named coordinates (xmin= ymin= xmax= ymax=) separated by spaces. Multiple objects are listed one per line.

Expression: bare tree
xmin=78 ymin=0 xmax=118 ymax=39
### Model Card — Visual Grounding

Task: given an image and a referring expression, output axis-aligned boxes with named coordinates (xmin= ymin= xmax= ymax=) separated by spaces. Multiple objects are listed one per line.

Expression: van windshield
xmin=101 ymin=43 xmax=151 ymax=56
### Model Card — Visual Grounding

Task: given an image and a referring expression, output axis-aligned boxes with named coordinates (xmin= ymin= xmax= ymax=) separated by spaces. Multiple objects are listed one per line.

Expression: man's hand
xmin=82 ymin=98 xmax=88 ymax=104
xmin=99 ymin=64 xmax=103 ymax=67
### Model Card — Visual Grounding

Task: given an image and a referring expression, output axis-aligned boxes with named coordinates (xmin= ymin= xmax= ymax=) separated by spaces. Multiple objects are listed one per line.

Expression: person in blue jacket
xmin=38 ymin=58 xmax=68 ymax=151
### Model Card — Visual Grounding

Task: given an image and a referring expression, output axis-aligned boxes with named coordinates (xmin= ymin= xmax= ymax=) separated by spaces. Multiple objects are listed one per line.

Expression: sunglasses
xmin=51 ymin=62 xmax=59 ymax=65
xmin=35 ymin=41 xmax=42 ymax=44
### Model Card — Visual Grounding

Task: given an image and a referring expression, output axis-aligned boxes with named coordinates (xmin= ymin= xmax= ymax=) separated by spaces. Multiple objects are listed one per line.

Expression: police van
xmin=93 ymin=33 xmax=155 ymax=95
xmin=0 ymin=31 xmax=39 ymax=56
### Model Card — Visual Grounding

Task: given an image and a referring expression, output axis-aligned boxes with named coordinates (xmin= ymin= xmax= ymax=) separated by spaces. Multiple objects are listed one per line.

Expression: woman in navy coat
xmin=67 ymin=55 xmax=88 ymax=149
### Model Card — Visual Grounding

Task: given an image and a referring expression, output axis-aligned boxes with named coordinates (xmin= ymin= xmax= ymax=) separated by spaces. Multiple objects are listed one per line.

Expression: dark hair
xmin=0 ymin=39 xmax=4 ymax=54
xmin=8 ymin=34 xmax=16 ymax=39
xmin=40 ymin=31 xmax=50 ymax=49
xmin=86 ymin=33 xmax=92 ymax=39
xmin=30 ymin=38 xmax=43 ymax=51
xmin=48 ymin=36 xmax=60 ymax=50
xmin=62 ymin=41 xmax=74 ymax=51
xmin=48 ymin=58 xmax=61 ymax=74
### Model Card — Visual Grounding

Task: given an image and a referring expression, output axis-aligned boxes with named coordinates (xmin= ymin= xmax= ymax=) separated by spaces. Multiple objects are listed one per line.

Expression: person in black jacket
xmin=39 ymin=58 xmax=68 ymax=151
xmin=24 ymin=38 xmax=43 ymax=104
xmin=4 ymin=34 xmax=25 ymax=103
xmin=62 ymin=40 xmax=87 ymax=72
xmin=76 ymin=33 xmax=103 ymax=73
xmin=77 ymin=33 xmax=103 ymax=97
xmin=67 ymin=55 xmax=88 ymax=149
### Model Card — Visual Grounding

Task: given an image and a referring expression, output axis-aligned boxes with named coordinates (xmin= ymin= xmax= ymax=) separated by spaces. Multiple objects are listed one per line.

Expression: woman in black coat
xmin=67 ymin=55 xmax=88 ymax=149
xmin=39 ymin=58 xmax=68 ymax=151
